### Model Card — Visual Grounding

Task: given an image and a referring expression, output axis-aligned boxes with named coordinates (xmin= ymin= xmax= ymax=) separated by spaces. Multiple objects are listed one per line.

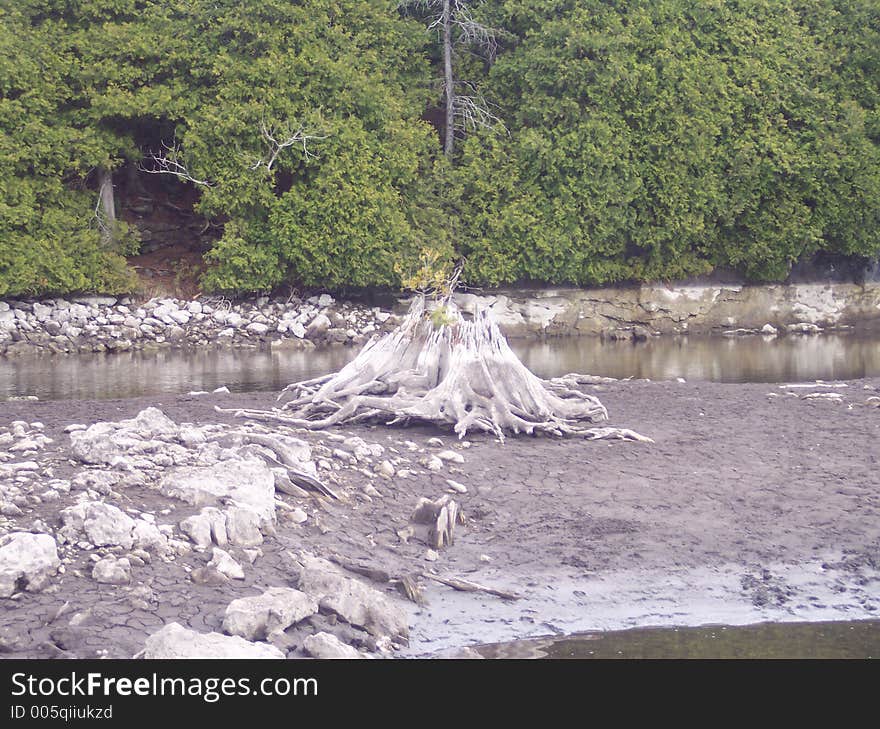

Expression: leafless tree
xmin=400 ymin=0 xmax=505 ymax=157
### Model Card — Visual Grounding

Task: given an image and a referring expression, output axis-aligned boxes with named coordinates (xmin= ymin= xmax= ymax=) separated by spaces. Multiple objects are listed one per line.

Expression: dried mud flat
xmin=0 ymin=376 xmax=878 ymax=659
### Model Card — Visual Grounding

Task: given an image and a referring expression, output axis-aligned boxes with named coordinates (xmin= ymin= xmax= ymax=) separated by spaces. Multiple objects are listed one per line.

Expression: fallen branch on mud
xmin=421 ymin=572 xmax=521 ymax=601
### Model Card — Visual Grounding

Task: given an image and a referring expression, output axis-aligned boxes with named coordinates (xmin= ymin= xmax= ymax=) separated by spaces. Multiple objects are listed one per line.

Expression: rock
xmin=179 ymin=513 xmax=213 ymax=548
xmin=786 ymin=322 xmax=822 ymax=335
xmin=60 ymin=501 xmax=137 ymax=549
xmin=207 ymin=548 xmax=245 ymax=580
xmin=189 ymin=567 xmax=229 ymax=586
xmin=288 ymin=508 xmax=308 ymax=524
xmin=0 ymin=532 xmax=60 ymax=597
xmin=143 ymin=622 xmax=285 ymax=659
xmin=92 ymin=556 xmax=131 ymax=585
xmin=69 ymin=407 xmax=179 ymax=464
xmin=761 ymin=323 xmax=779 ymax=335
xmin=158 ymin=459 xmax=276 ymax=526
xmin=223 ymin=587 xmax=319 ymax=640
xmin=293 ymin=553 xmax=408 ymax=643
xmin=246 ymin=322 xmax=269 ymax=335
xmin=212 ymin=386 xmax=230 ymax=394
xmin=446 ymin=479 xmax=467 ymax=494
xmin=224 ymin=506 xmax=264 ymax=547
xmin=307 ymin=313 xmax=331 ymax=335
xmin=303 ymin=632 xmax=365 ymax=659
xmin=377 ymin=460 xmax=395 ymax=478
xmin=436 ymin=450 xmax=464 ymax=464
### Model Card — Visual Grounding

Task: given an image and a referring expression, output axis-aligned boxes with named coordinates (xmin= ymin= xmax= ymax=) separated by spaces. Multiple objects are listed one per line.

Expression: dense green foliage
xmin=456 ymin=0 xmax=880 ymax=285
xmin=0 ymin=0 xmax=878 ymax=295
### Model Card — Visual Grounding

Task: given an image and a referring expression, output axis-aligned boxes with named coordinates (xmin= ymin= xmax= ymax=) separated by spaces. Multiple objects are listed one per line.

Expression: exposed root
xmin=223 ymin=296 xmax=651 ymax=442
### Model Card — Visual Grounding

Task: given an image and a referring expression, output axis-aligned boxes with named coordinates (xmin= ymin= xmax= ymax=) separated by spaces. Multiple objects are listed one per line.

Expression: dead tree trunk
xmin=443 ymin=0 xmax=455 ymax=158
xmin=222 ymin=296 xmax=651 ymax=443
xmin=97 ymin=167 xmax=116 ymax=244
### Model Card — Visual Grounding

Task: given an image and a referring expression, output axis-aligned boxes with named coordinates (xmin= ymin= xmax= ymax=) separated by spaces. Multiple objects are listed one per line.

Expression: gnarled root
xmin=220 ymin=296 xmax=651 ymax=443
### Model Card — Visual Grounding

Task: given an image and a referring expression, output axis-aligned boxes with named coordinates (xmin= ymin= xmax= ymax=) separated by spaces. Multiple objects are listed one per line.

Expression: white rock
xmin=303 ymin=632 xmax=364 ymax=659
xmin=225 ymin=312 xmax=244 ymax=328
xmin=207 ymin=547 xmax=245 ymax=580
xmin=158 ymin=459 xmax=276 ymax=527
xmin=288 ymin=508 xmax=308 ymax=524
xmin=437 ymin=450 xmax=464 ymax=464
xmin=446 ymin=479 xmax=467 ymax=494
xmin=294 ymin=553 xmax=408 ymax=642
xmin=69 ymin=408 xmax=180 ymax=464
xmin=169 ymin=309 xmax=191 ymax=325
xmin=0 ymin=532 xmax=60 ymax=597
xmin=60 ymin=501 xmax=137 ymax=549
xmin=179 ymin=513 xmax=213 ymax=548
xmin=92 ymin=556 xmax=131 ymax=585
xmin=224 ymin=507 xmax=264 ymax=547
xmin=143 ymin=622 xmax=285 ymax=659
xmin=212 ymin=386 xmax=230 ymax=394
xmin=377 ymin=460 xmax=395 ymax=478
xmin=223 ymin=587 xmax=318 ymax=640
xmin=307 ymin=313 xmax=331 ymax=334
xmin=246 ymin=322 xmax=269 ymax=335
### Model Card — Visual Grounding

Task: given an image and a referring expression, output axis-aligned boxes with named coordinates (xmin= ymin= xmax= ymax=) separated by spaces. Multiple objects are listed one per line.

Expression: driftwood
xmin=421 ymin=573 xmax=521 ymax=601
xmin=219 ymin=296 xmax=652 ymax=443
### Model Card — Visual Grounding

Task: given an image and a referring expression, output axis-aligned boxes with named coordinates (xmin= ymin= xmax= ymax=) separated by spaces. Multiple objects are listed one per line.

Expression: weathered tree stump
xmin=221 ymin=296 xmax=651 ymax=443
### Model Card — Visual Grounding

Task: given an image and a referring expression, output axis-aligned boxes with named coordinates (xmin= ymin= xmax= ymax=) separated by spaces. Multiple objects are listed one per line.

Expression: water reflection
xmin=0 ymin=346 xmax=355 ymax=401
xmin=1 ymin=332 xmax=879 ymax=401
xmin=517 ymin=333 xmax=880 ymax=383
xmin=476 ymin=619 xmax=880 ymax=659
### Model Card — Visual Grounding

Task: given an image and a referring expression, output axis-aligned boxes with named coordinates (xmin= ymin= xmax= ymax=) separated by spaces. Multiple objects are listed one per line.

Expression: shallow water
xmin=2 ymin=331 xmax=880 ymax=401
xmin=476 ymin=619 xmax=880 ymax=659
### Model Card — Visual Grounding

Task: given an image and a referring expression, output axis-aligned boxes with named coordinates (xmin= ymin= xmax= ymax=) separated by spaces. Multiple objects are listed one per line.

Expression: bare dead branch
xmin=249 ymin=120 xmax=326 ymax=172
xmin=453 ymin=89 xmax=507 ymax=135
xmin=139 ymin=141 xmax=213 ymax=187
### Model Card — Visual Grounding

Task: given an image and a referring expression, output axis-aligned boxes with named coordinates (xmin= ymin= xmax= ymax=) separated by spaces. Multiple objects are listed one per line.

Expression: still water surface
xmin=2 ymin=332 xmax=879 ymax=401
xmin=477 ymin=619 xmax=880 ymax=659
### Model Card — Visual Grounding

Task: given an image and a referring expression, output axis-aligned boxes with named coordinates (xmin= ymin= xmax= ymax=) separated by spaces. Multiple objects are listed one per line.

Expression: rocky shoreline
xmin=4 ymin=280 xmax=880 ymax=358
xmin=1 ymin=380 xmax=878 ymax=659
xmin=0 ymin=294 xmax=402 ymax=358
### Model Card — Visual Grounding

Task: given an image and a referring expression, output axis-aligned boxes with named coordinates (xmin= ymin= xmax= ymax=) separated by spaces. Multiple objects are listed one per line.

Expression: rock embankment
xmin=0 ymin=294 xmax=400 ymax=357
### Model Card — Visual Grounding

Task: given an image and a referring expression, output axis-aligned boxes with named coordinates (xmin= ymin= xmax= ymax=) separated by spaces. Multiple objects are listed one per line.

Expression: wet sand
xmin=1 ymin=377 xmax=878 ymax=658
